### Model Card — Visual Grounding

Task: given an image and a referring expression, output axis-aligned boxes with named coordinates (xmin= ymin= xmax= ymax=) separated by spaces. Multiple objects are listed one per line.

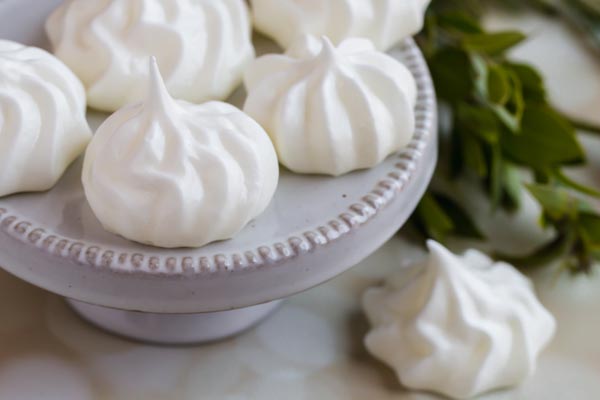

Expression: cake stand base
xmin=66 ymin=298 xmax=283 ymax=345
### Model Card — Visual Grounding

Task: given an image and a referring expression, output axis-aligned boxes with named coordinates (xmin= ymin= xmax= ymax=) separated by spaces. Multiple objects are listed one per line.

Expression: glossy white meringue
xmin=362 ymin=241 xmax=556 ymax=399
xmin=244 ymin=35 xmax=416 ymax=176
xmin=82 ymin=58 xmax=279 ymax=248
xmin=46 ymin=0 xmax=254 ymax=112
xmin=251 ymin=0 xmax=431 ymax=51
xmin=0 ymin=40 xmax=91 ymax=197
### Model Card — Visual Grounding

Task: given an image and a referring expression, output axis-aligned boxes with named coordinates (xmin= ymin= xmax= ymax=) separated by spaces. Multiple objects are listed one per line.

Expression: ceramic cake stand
xmin=0 ymin=0 xmax=437 ymax=344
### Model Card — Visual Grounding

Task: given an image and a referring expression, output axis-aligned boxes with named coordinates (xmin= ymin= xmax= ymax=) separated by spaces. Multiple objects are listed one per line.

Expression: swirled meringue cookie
xmin=362 ymin=241 xmax=556 ymax=399
xmin=46 ymin=0 xmax=254 ymax=112
xmin=82 ymin=58 xmax=279 ymax=248
xmin=243 ymin=35 xmax=416 ymax=176
xmin=0 ymin=40 xmax=91 ymax=197
xmin=251 ymin=0 xmax=431 ymax=51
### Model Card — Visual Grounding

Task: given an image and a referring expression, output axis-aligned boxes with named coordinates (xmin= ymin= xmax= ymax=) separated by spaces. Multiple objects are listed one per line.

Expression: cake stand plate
xmin=0 ymin=0 xmax=437 ymax=344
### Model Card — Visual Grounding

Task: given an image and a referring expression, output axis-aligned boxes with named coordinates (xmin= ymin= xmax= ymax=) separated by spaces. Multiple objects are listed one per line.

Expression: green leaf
xmin=501 ymin=162 xmax=523 ymax=210
xmin=414 ymin=192 xmax=485 ymax=242
xmin=489 ymin=141 xmax=502 ymax=208
xmin=527 ymin=184 xmax=585 ymax=220
xmin=489 ymin=148 xmax=521 ymax=211
xmin=553 ymin=168 xmax=600 ymax=198
xmin=437 ymin=12 xmax=484 ymax=34
xmin=462 ymin=31 xmax=526 ymax=55
xmin=501 ymin=105 xmax=585 ymax=170
xmin=504 ymin=62 xmax=547 ymax=103
xmin=433 ymin=193 xmax=485 ymax=239
xmin=428 ymin=0 xmax=483 ymax=17
xmin=487 ymin=64 xmax=511 ymax=105
xmin=472 ymin=56 xmax=525 ymax=131
xmin=429 ymin=48 xmax=473 ymax=103
xmin=505 ymin=69 xmax=526 ymax=116
xmin=578 ymin=212 xmax=600 ymax=266
xmin=472 ymin=53 xmax=488 ymax=100
xmin=579 ymin=212 xmax=600 ymax=247
xmin=415 ymin=193 xmax=455 ymax=242
xmin=527 ymin=184 xmax=572 ymax=220
xmin=449 ymin=126 xmax=464 ymax=177
xmin=456 ymin=104 xmax=499 ymax=143
xmin=491 ymin=69 xmax=525 ymax=132
xmin=461 ymin=131 xmax=488 ymax=177
xmin=495 ymin=234 xmax=572 ymax=268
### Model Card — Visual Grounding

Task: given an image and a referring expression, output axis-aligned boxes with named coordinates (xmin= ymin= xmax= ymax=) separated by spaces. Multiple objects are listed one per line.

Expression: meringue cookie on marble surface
xmin=244 ymin=35 xmax=416 ymax=176
xmin=82 ymin=58 xmax=279 ymax=248
xmin=0 ymin=40 xmax=91 ymax=198
xmin=251 ymin=0 xmax=431 ymax=51
xmin=362 ymin=241 xmax=556 ymax=399
xmin=46 ymin=0 xmax=254 ymax=112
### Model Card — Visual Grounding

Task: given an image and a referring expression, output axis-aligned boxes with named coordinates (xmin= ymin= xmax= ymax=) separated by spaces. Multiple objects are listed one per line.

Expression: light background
xmin=1 ymin=8 xmax=600 ymax=400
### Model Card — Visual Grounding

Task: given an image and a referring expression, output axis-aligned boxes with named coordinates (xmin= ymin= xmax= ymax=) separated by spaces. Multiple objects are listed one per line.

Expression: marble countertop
xmin=1 ymin=10 xmax=600 ymax=400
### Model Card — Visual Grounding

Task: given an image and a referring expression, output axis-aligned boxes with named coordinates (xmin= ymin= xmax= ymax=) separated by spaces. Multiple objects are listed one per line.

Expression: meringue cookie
xmin=251 ymin=0 xmax=431 ymax=51
xmin=362 ymin=241 xmax=556 ymax=399
xmin=244 ymin=35 xmax=417 ymax=176
xmin=46 ymin=0 xmax=254 ymax=112
xmin=0 ymin=40 xmax=91 ymax=197
xmin=82 ymin=58 xmax=279 ymax=248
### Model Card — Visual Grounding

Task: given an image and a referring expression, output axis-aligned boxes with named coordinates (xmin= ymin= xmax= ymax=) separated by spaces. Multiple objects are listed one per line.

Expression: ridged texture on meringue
xmin=82 ymin=59 xmax=279 ymax=248
xmin=46 ymin=0 xmax=254 ymax=112
xmin=362 ymin=241 xmax=556 ymax=399
xmin=244 ymin=35 xmax=416 ymax=176
xmin=0 ymin=40 xmax=91 ymax=197
xmin=251 ymin=0 xmax=431 ymax=51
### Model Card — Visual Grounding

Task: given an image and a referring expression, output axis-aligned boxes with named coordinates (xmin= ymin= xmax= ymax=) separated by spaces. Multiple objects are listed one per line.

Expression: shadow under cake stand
xmin=0 ymin=0 xmax=437 ymax=345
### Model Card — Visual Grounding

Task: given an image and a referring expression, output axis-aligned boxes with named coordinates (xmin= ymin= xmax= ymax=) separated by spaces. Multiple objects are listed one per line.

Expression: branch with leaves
xmin=410 ymin=1 xmax=600 ymax=274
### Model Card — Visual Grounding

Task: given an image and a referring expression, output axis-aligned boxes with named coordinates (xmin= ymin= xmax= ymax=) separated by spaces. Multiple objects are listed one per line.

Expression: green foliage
xmin=501 ymin=105 xmax=584 ymax=170
xmin=415 ymin=193 xmax=484 ymax=242
xmin=462 ymin=32 xmax=526 ymax=55
xmin=411 ymin=1 xmax=600 ymax=273
xmin=496 ymin=184 xmax=600 ymax=273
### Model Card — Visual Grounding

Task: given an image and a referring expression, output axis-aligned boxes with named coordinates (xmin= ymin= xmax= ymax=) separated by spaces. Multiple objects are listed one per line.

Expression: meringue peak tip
xmin=146 ymin=56 xmax=175 ymax=110
xmin=317 ymin=36 xmax=338 ymax=61
xmin=148 ymin=56 xmax=160 ymax=78
xmin=319 ymin=35 xmax=334 ymax=46
xmin=426 ymin=240 xmax=446 ymax=254
xmin=425 ymin=240 xmax=460 ymax=272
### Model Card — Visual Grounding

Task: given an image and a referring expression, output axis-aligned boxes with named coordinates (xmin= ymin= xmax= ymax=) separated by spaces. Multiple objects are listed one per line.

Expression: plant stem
xmin=565 ymin=114 xmax=600 ymax=135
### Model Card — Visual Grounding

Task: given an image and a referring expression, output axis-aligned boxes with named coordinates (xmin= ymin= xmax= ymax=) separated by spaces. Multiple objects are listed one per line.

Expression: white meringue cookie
xmin=82 ymin=58 xmax=279 ymax=248
xmin=362 ymin=241 xmax=556 ymax=399
xmin=46 ymin=0 xmax=254 ymax=112
xmin=251 ymin=0 xmax=431 ymax=51
xmin=0 ymin=40 xmax=91 ymax=197
xmin=243 ymin=35 xmax=416 ymax=176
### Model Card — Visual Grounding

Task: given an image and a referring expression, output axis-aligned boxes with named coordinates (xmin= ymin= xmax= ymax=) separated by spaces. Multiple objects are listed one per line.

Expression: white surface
xmin=363 ymin=242 xmax=556 ymax=399
xmin=82 ymin=58 xmax=279 ymax=248
xmin=244 ymin=35 xmax=417 ymax=176
xmin=0 ymin=0 xmax=437 ymax=314
xmin=251 ymin=0 xmax=430 ymax=51
xmin=46 ymin=0 xmax=254 ymax=112
xmin=0 ymin=6 xmax=599 ymax=400
xmin=1 ymin=233 xmax=600 ymax=399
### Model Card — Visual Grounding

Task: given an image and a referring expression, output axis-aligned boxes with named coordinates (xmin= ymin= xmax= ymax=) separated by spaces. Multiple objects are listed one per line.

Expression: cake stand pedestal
xmin=67 ymin=298 xmax=283 ymax=344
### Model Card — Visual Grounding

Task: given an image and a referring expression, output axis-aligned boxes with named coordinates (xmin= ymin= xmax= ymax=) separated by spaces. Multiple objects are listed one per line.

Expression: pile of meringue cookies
xmin=0 ymin=0 xmax=557 ymax=399
xmin=0 ymin=0 xmax=427 ymax=248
